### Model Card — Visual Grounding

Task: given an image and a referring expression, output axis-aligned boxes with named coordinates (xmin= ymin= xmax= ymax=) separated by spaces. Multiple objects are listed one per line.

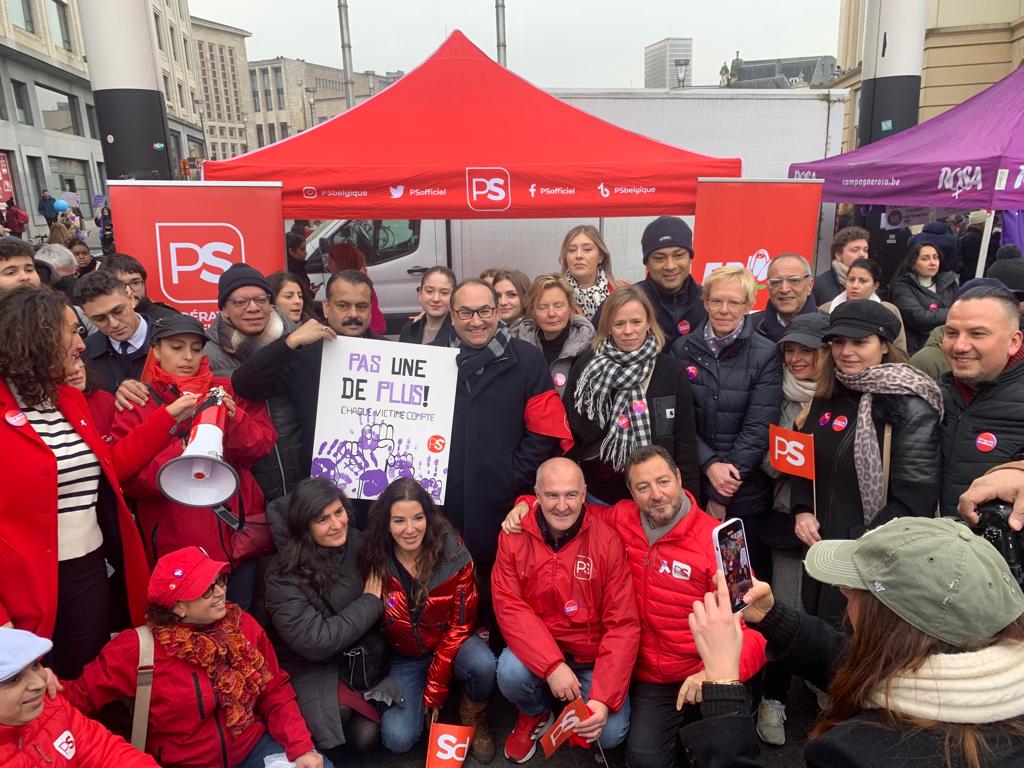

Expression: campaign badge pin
xmin=563 ymin=600 xmax=579 ymax=617
xmin=4 ymin=410 xmax=27 ymax=427
xmin=677 ymin=320 xmax=691 ymax=335
xmin=976 ymin=432 xmax=997 ymax=452
xmin=553 ymin=372 xmax=567 ymax=388
xmin=632 ymin=399 xmax=647 ymax=415
xmin=832 ymin=415 xmax=848 ymax=432
xmin=617 ymin=413 xmax=630 ymax=430
xmin=819 ymin=411 xmax=832 ymax=426
xmin=686 ymin=366 xmax=698 ymax=381
xmin=173 ymin=569 xmax=184 ymax=578
xmin=928 ymin=303 xmax=939 ymax=311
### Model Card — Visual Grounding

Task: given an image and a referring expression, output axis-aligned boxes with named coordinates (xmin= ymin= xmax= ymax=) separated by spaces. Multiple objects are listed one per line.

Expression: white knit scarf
xmin=782 ymin=369 xmax=817 ymax=405
xmin=864 ymin=641 xmax=1024 ymax=724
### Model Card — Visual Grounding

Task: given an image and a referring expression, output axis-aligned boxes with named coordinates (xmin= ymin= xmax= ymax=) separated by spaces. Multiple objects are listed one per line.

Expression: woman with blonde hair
xmin=558 ymin=224 xmax=628 ymax=320
xmin=511 ymin=273 xmax=594 ymax=395
xmin=564 ymin=285 xmax=700 ymax=503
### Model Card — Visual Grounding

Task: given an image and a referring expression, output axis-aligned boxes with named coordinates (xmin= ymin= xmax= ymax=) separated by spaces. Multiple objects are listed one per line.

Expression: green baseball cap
xmin=804 ymin=517 xmax=1024 ymax=648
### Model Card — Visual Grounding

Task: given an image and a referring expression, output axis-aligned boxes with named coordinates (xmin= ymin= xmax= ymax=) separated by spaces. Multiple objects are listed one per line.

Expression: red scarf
xmin=152 ymin=604 xmax=272 ymax=736
xmin=149 ymin=357 xmax=215 ymax=398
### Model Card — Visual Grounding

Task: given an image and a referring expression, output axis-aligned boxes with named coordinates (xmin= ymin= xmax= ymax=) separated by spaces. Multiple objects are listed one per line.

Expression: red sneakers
xmin=503 ymin=710 xmax=553 ymax=763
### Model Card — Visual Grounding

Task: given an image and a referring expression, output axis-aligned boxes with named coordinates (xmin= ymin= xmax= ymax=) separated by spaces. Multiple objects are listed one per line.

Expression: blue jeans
xmin=496 ymin=648 xmax=630 ymax=749
xmin=380 ymin=634 xmax=497 ymax=754
xmin=234 ymin=731 xmax=335 ymax=768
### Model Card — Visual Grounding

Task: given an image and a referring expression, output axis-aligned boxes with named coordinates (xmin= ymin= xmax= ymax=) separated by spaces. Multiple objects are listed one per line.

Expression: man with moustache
xmin=748 ymin=253 xmax=821 ymax=342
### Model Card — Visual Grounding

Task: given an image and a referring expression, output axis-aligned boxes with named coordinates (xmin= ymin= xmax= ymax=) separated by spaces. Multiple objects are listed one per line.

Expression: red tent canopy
xmin=203 ymin=31 xmax=741 ymax=218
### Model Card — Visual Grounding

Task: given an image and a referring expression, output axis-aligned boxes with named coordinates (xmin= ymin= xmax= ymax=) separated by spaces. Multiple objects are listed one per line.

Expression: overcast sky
xmin=189 ymin=0 xmax=841 ymax=88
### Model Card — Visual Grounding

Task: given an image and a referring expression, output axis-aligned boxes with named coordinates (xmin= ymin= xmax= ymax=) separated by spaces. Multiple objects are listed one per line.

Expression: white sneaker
xmin=756 ymin=698 xmax=787 ymax=746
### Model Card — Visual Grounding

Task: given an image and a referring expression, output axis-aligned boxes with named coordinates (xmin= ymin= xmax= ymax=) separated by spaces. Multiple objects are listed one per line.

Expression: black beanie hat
xmin=642 ymin=216 xmax=694 ymax=263
xmin=217 ymin=263 xmax=272 ymax=308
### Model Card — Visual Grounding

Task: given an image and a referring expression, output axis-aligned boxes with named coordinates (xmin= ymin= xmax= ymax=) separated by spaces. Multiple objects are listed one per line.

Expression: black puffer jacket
xmin=791 ymin=382 xmax=942 ymax=622
xmin=264 ymin=495 xmax=385 ymax=750
xmin=939 ymin=361 xmax=1024 ymax=517
xmin=671 ymin=318 xmax=781 ymax=517
xmin=889 ymin=270 xmax=959 ymax=354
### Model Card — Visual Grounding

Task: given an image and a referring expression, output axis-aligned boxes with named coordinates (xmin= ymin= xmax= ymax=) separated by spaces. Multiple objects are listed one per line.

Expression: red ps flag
xmin=425 ymin=722 xmax=476 ymax=768
xmin=540 ymin=698 xmax=591 ymax=758
xmin=769 ymin=424 xmax=815 ymax=480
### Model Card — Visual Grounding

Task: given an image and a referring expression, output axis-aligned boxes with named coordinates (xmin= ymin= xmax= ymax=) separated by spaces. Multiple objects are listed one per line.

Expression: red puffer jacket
xmin=64 ymin=608 xmax=315 ymax=768
xmin=380 ymin=528 xmax=477 ymax=709
xmin=491 ymin=508 xmax=640 ymax=712
xmin=516 ymin=492 xmax=767 ymax=683
xmin=111 ymin=376 xmax=276 ymax=567
xmin=0 ymin=694 xmax=158 ymax=767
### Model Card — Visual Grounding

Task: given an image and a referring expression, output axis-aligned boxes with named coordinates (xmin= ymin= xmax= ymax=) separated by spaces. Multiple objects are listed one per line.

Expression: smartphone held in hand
xmin=712 ymin=518 xmax=753 ymax=613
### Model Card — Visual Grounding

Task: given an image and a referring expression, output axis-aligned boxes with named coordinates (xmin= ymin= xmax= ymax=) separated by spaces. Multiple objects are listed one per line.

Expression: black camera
xmin=972 ymin=501 xmax=1024 ymax=590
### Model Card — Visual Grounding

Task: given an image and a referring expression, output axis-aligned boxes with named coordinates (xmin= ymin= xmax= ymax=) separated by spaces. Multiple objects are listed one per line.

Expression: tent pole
xmin=974 ymin=210 xmax=996 ymax=278
xmin=337 ymin=0 xmax=356 ymax=110
xmin=495 ymin=1 xmax=507 ymax=66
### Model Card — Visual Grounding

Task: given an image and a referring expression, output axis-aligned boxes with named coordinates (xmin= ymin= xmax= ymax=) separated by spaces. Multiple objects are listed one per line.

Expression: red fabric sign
xmin=769 ymin=424 xmax=816 ymax=480
xmin=107 ymin=181 xmax=283 ymax=327
xmin=691 ymin=179 xmax=823 ymax=311
xmin=540 ymin=698 xmax=591 ymax=758
xmin=425 ymin=722 xmax=476 ymax=768
xmin=0 ymin=154 xmax=14 ymax=201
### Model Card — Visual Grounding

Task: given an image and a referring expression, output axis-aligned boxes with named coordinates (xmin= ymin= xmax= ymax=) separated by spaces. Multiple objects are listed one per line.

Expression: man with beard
xmin=502 ymin=445 xmax=767 ymax=768
xmin=231 ymin=269 xmax=386 ymax=487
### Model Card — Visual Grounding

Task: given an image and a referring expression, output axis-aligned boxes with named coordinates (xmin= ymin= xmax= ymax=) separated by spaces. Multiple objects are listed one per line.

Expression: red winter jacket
xmin=0 ymin=379 xmax=172 ymax=637
xmin=0 ymin=694 xmax=157 ymax=767
xmin=380 ymin=528 xmax=478 ymax=709
xmin=111 ymin=377 xmax=276 ymax=567
xmin=491 ymin=508 xmax=640 ymax=712
xmin=517 ymin=492 xmax=767 ymax=683
xmin=64 ymin=609 xmax=315 ymax=768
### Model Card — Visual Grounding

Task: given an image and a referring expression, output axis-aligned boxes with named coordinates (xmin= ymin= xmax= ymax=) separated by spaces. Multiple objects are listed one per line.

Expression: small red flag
xmin=769 ymin=423 xmax=816 ymax=480
xmin=540 ymin=698 xmax=591 ymax=758
xmin=425 ymin=722 xmax=476 ymax=768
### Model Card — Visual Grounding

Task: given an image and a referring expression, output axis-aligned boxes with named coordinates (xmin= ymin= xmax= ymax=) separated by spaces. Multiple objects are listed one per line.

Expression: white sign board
xmin=311 ymin=337 xmax=458 ymax=503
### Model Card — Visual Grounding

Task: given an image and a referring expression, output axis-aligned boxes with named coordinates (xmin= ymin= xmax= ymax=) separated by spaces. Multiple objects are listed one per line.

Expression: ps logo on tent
xmin=466 ymin=167 xmax=511 ymax=211
xmin=598 ymin=182 xmax=610 ymax=198
xmin=302 ymin=186 xmax=318 ymax=199
xmin=389 ymin=185 xmax=405 ymax=199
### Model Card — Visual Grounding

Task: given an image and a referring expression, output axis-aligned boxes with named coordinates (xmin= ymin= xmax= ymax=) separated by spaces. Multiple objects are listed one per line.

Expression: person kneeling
xmin=63 ymin=547 xmax=327 ymax=768
xmin=361 ymin=478 xmax=498 ymax=761
xmin=492 ymin=458 xmax=640 ymax=763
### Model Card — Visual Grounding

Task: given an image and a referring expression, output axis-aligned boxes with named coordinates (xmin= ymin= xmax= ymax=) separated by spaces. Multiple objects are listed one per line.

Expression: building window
xmin=12 ymin=81 xmax=31 ymax=124
xmin=169 ymin=24 xmax=178 ymax=60
xmin=261 ymin=68 xmax=271 ymax=112
xmin=273 ymin=67 xmax=284 ymax=110
xmin=190 ymin=89 xmax=197 ymax=114
xmin=35 ymin=83 xmax=81 ymax=135
xmin=0 ymin=81 xmax=7 ymax=121
xmin=279 ymin=121 xmax=288 ymax=139
xmin=177 ymin=83 xmax=185 ymax=107
xmin=162 ymin=75 xmax=171 ymax=105
xmin=47 ymin=1 xmax=72 ymax=50
xmin=250 ymin=69 xmax=260 ymax=111
xmin=230 ymin=143 xmax=237 ymax=155
xmin=48 ymin=156 xmax=93 ymax=216
xmin=255 ymin=124 xmax=264 ymax=147
xmin=241 ymin=144 xmax=248 ymax=152
xmin=153 ymin=12 xmax=163 ymax=50
xmin=27 ymin=156 xmax=47 ymax=205
xmin=85 ymin=103 xmax=99 ymax=139
xmin=9 ymin=0 xmax=34 ymax=32
xmin=183 ymin=36 xmax=191 ymax=68
xmin=267 ymin=123 xmax=276 ymax=143
xmin=228 ymin=126 xmax=235 ymax=137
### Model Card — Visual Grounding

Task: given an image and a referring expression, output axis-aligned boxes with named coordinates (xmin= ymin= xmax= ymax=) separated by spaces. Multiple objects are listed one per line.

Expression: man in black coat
xmin=812 ymin=226 xmax=870 ymax=305
xmin=939 ymin=285 xmax=1024 ymax=516
xmin=748 ymin=253 xmax=821 ymax=342
xmin=74 ymin=270 xmax=155 ymax=393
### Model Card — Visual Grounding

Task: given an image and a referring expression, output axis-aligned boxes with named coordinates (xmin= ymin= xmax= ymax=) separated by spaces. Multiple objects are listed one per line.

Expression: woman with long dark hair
xmin=360 ymin=478 xmax=497 ymax=761
xmin=269 ymin=271 xmax=316 ymax=324
xmin=264 ymin=477 xmax=386 ymax=755
xmin=890 ymin=242 xmax=959 ymax=354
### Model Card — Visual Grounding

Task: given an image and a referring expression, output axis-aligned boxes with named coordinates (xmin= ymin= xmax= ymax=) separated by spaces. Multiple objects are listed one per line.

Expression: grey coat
xmin=511 ymin=315 xmax=595 ymax=396
xmin=264 ymin=495 xmax=384 ymax=749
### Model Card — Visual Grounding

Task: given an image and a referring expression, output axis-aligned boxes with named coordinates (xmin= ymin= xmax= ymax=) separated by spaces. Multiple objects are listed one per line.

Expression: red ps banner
xmin=425 ymin=722 xmax=476 ymax=768
xmin=107 ymin=181 xmax=284 ymax=327
xmin=769 ymin=424 xmax=816 ymax=480
xmin=691 ymin=179 xmax=823 ymax=311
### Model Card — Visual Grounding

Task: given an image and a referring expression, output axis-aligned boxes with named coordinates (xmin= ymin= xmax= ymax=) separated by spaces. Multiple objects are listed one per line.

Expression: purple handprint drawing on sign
xmin=355 ymin=423 xmax=396 ymax=497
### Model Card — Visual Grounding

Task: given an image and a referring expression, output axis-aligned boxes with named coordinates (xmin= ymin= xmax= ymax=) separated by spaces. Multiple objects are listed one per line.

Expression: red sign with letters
xmin=769 ymin=424 xmax=816 ymax=480
xmin=425 ymin=722 xmax=476 ymax=768
xmin=540 ymin=698 xmax=591 ymax=758
xmin=107 ymin=181 xmax=284 ymax=327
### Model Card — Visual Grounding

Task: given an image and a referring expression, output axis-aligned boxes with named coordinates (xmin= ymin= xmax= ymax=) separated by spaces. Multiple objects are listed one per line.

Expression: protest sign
xmin=311 ymin=337 xmax=458 ymax=503
xmin=540 ymin=698 xmax=591 ymax=758
xmin=769 ymin=423 xmax=816 ymax=480
xmin=425 ymin=722 xmax=475 ymax=768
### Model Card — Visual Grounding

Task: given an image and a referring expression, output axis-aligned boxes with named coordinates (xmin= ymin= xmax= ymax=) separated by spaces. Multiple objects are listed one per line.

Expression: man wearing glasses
xmin=74 ymin=270 xmax=153 ymax=393
xmin=749 ymin=253 xmax=821 ymax=342
xmin=101 ymin=253 xmax=179 ymax=322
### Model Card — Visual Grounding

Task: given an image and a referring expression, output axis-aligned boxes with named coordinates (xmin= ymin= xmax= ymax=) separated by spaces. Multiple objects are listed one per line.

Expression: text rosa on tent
xmin=937 ymin=165 xmax=983 ymax=198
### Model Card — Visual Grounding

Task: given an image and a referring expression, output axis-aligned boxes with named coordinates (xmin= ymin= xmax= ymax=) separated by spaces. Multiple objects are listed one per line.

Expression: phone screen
xmin=712 ymin=518 xmax=753 ymax=613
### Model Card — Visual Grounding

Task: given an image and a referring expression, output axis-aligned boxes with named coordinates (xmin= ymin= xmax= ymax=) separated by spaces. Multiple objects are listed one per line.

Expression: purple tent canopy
xmin=789 ymin=66 xmax=1024 ymax=209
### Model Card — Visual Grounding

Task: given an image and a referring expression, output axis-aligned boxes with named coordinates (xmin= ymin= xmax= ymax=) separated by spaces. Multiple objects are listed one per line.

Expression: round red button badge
xmin=632 ymin=399 xmax=647 ymax=415
xmin=553 ymin=372 xmax=567 ymax=388
xmin=819 ymin=411 xmax=832 ymax=426
xmin=4 ymin=410 xmax=27 ymax=428
xmin=563 ymin=600 xmax=579 ymax=617
xmin=617 ymin=413 xmax=630 ymax=430
xmin=832 ymin=415 xmax=848 ymax=432
xmin=677 ymin=320 xmax=691 ymax=335
xmin=928 ymin=303 xmax=939 ymax=311
xmin=976 ymin=432 xmax=997 ymax=452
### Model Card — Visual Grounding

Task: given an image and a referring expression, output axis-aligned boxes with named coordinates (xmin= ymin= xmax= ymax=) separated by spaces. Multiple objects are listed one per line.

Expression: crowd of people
xmin=1 ymin=213 xmax=1023 ymax=768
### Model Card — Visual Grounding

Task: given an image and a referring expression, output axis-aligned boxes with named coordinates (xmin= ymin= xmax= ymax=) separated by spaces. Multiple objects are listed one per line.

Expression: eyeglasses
xmin=75 ymin=325 xmax=87 ymax=340
xmin=227 ymin=295 xmax=271 ymax=309
xmin=766 ymin=275 xmax=811 ymax=289
xmin=89 ymin=304 xmax=132 ymax=326
xmin=453 ymin=306 xmax=496 ymax=320
xmin=707 ymin=298 xmax=747 ymax=311
xmin=200 ymin=575 xmax=228 ymax=599
xmin=120 ymin=278 xmax=145 ymax=291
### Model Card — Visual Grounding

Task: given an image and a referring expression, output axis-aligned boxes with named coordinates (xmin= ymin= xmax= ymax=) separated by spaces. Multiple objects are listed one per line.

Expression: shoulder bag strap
xmin=881 ymin=423 xmax=893 ymax=508
xmin=131 ymin=625 xmax=155 ymax=752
